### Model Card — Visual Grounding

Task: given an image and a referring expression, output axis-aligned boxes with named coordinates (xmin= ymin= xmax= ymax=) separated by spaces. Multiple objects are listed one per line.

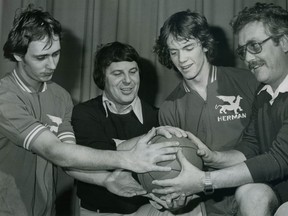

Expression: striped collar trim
xmin=12 ymin=69 xmax=47 ymax=93
xmin=210 ymin=65 xmax=217 ymax=83
xmin=183 ymin=65 xmax=217 ymax=93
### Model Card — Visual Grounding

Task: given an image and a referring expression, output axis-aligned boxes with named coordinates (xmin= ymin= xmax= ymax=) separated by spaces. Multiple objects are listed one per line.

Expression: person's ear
xmin=13 ymin=54 xmax=23 ymax=62
xmin=279 ymin=35 xmax=288 ymax=53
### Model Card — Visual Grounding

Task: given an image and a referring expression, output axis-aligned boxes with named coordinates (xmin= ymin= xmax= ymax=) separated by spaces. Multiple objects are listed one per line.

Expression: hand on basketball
xmin=144 ymin=193 xmax=169 ymax=209
xmin=164 ymin=193 xmax=201 ymax=212
xmin=148 ymin=192 xmax=199 ymax=212
xmin=146 ymin=193 xmax=188 ymax=212
xmin=186 ymin=131 xmax=218 ymax=168
xmin=104 ymin=169 xmax=146 ymax=197
xmin=164 ymin=193 xmax=187 ymax=212
xmin=151 ymin=150 xmax=205 ymax=196
xmin=128 ymin=127 xmax=180 ymax=173
xmin=155 ymin=126 xmax=188 ymax=139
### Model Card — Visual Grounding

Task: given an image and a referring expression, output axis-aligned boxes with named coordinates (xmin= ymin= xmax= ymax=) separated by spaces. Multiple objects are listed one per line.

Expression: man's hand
xmin=144 ymin=193 xmax=194 ymax=212
xmin=186 ymin=131 xmax=219 ymax=168
xmin=144 ymin=193 xmax=169 ymax=209
xmin=155 ymin=126 xmax=188 ymax=139
xmin=163 ymin=193 xmax=187 ymax=212
xmin=186 ymin=131 xmax=245 ymax=169
xmin=103 ymin=169 xmax=146 ymax=197
xmin=126 ymin=127 xmax=180 ymax=173
xmin=163 ymin=193 xmax=200 ymax=212
xmin=151 ymin=150 xmax=205 ymax=196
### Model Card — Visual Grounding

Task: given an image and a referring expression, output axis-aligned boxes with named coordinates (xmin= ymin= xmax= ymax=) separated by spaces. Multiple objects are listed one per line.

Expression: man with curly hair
xmin=152 ymin=9 xmax=259 ymax=216
xmin=153 ymin=3 xmax=288 ymax=216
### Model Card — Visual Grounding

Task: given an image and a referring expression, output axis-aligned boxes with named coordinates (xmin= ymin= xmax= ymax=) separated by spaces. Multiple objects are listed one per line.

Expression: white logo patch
xmin=46 ymin=114 xmax=62 ymax=133
xmin=215 ymin=95 xmax=243 ymax=114
xmin=215 ymin=95 xmax=246 ymax=122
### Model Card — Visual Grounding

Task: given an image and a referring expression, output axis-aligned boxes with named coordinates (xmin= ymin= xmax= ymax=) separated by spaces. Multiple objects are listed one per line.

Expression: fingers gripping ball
xmin=137 ymin=135 xmax=203 ymax=197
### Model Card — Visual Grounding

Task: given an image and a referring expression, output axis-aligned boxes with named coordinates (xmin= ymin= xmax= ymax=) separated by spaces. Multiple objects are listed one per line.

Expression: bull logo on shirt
xmin=215 ymin=95 xmax=243 ymax=114
xmin=46 ymin=114 xmax=62 ymax=133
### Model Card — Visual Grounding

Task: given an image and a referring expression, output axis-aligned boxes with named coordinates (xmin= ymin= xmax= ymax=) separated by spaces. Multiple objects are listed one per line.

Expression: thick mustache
xmin=248 ymin=60 xmax=265 ymax=70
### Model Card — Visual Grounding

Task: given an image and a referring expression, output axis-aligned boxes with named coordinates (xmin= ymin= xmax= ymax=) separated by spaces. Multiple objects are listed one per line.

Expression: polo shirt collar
xmin=102 ymin=92 xmax=143 ymax=124
xmin=12 ymin=69 xmax=47 ymax=93
xmin=183 ymin=65 xmax=217 ymax=93
xmin=257 ymin=73 xmax=288 ymax=105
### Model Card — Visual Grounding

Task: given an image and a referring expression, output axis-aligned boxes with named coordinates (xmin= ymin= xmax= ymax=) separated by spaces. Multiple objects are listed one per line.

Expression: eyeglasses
xmin=236 ymin=36 xmax=274 ymax=61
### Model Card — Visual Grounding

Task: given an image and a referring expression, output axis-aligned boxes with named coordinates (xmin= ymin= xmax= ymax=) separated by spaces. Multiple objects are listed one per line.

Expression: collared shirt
xmin=11 ymin=69 xmax=75 ymax=147
xmin=183 ymin=66 xmax=217 ymax=93
xmin=13 ymin=69 xmax=47 ymax=93
xmin=102 ymin=92 xmax=143 ymax=124
xmin=102 ymin=92 xmax=143 ymax=147
xmin=0 ymin=69 xmax=75 ymax=216
xmin=159 ymin=66 xmax=258 ymax=151
xmin=258 ymin=73 xmax=288 ymax=105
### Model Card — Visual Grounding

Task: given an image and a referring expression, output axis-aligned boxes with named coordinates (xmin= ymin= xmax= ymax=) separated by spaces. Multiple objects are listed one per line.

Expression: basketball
xmin=137 ymin=135 xmax=203 ymax=197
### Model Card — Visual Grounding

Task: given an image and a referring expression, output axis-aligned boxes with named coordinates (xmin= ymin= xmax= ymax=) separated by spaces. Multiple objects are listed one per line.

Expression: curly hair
xmin=93 ymin=41 xmax=140 ymax=90
xmin=3 ymin=4 xmax=62 ymax=62
xmin=153 ymin=10 xmax=216 ymax=69
xmin=231 ymin=2 xmax=288 ymax=43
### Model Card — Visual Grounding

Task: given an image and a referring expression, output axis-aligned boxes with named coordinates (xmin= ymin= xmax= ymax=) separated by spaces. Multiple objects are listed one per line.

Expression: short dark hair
xmin=231 ymin=2 xmax=288 ymax=43
xmin=3 ymin=4 xmax=62 ymax=62
xmin=93 ymin=41 xmax=140 ymax=90
xmin=154 ymin=9 xmax=216 ymax=69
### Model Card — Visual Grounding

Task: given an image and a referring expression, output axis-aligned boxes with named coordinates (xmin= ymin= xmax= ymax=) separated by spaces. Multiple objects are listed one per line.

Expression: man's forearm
xmin=31 ymin=129 xmax=179 ymax=173
xmin=211 ymin=162 xmax=254 ymax=190
xmin=65 ymin=169 xmax=111 ymax=186
xmin=51 ymin=142 xmax=134 ymax=171
xmin=211 ymin=150 xmax=246 ymax=169
xmin=31 ymin=131 xmax=133 ymax=170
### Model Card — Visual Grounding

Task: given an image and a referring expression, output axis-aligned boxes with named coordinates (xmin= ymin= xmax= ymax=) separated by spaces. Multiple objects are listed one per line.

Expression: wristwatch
xmin=203 ymin=172 xmax=214 ymax=195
